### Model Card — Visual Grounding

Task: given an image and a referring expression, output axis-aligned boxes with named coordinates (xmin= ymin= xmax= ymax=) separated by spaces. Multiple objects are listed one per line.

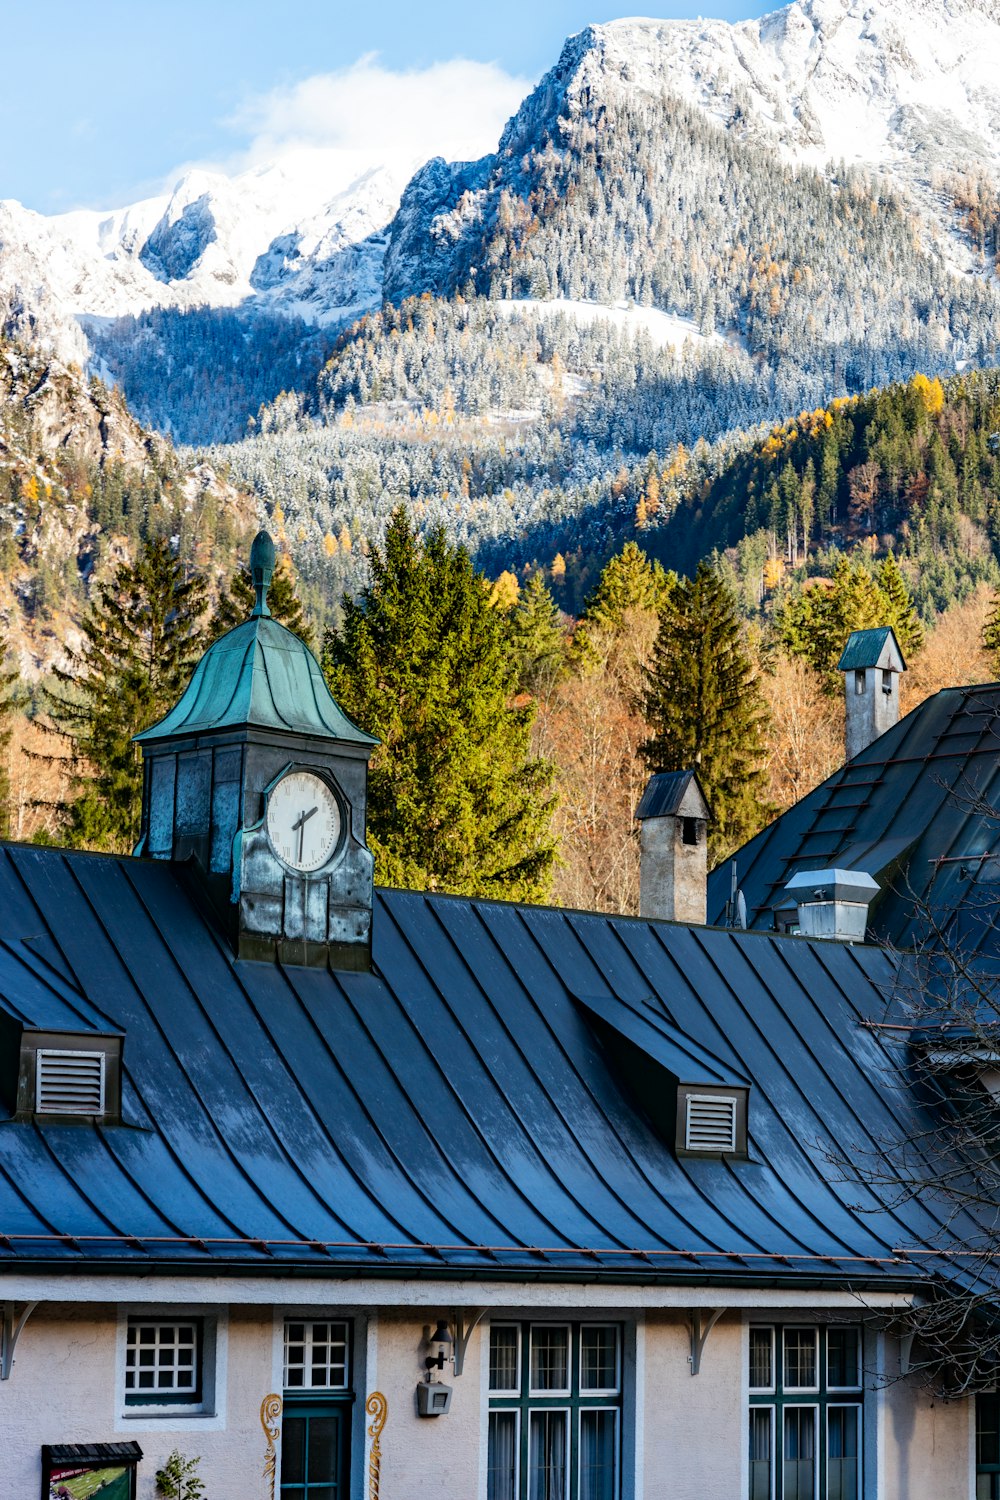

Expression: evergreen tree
xmin=642 ymin=562 xmax=771 ymax=862
xmin=0 ymin=630 xmax=22 ymax=840
xmin=779 ymin=550 xmax=924 ymax=689
xmin=51 ymin=539 xmax=209 ymax=852
xmin=323 ymin=508 xmax=556 ymax=900
xmin=983 ymin=591 xmax=1000 ymax=678
xmin=876 ymin=552 xmax=925 ymax=659
xmin=212 ymin=550 xmax=314 ymax=647
xmin=509 ymin=573 xmax=567 ymax=697
xmin=573 ymin=542 xmax=673 ymax=664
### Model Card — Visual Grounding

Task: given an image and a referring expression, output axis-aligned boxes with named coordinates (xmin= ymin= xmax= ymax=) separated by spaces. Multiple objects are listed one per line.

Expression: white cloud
xmin=226 ymin=54 xmax=532 ymax=169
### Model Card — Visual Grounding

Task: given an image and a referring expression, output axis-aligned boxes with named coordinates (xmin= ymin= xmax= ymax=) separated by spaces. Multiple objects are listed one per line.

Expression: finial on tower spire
xmin=250 ymin=530 xmax=275 ymax=617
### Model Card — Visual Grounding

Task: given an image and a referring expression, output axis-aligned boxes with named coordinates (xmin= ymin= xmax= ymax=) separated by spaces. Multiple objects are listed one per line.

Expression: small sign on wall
xmin=42 ymin=1443 xmax=143 ymax=1500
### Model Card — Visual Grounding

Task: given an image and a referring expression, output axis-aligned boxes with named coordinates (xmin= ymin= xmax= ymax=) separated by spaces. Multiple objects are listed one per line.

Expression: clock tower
xmin=134 ymin=532 xmax=378 ymax=969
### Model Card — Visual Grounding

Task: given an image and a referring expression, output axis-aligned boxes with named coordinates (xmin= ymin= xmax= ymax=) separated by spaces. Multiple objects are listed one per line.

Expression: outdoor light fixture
xmin=425 ymin=1319 xmax=453 ymax=1372
xmin=416 ymin=1320 xmax=454 ymax=1417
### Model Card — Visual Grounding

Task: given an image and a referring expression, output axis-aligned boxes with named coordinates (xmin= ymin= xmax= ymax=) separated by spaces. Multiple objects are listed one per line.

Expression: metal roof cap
xmin=135 ymin=613 xmax=377 ymax=748
xmin=635 ymin=769 xmax=710 ymax=821
xmin=784 ymin=868 xmax=881 ymax=905
xmin=837 ymin=626 xmax=906 ymax=673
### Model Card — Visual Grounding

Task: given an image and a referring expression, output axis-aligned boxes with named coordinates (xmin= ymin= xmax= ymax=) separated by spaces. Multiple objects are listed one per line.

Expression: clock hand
xmin=291 ymin=805 xmax=319 ymax=865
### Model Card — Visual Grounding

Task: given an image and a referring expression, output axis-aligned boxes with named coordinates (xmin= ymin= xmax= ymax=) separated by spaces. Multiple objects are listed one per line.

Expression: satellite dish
xmin=736 ymin=891 xmax=747 ymax=930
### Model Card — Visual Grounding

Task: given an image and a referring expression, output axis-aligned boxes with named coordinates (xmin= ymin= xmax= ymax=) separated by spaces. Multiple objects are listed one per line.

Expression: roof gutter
xmin=0 ymin=1256 xmax=929 ymax=1297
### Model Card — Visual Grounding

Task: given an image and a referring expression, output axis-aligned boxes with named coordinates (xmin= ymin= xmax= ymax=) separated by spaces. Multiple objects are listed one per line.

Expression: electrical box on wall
xmin=416 ymin=1382 xmax=453 ymax=1417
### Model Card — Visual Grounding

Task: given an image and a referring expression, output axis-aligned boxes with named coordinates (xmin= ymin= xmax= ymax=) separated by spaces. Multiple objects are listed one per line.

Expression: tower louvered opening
xmin=685 ymin=1093 xmax=738 ymax=1153
xmin=35 ymin=1049 xmax=106 ymax=1117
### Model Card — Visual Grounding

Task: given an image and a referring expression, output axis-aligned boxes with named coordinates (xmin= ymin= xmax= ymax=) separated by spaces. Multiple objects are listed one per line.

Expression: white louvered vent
xmin=685 ymin=1094 xmax=737 ymax=1153
xmin=36 ymin=1049 xmax=106 ymax=1116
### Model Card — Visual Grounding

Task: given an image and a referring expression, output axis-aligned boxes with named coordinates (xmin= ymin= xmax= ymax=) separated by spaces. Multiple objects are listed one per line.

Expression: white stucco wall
xmin=879 ymin=1335 xmax=976 ymax=1500
xmin=1 ymin=1303 xmax=276 ymax=1500
xmin=642 ymin=1311 xmax=744 ymax=1498
xmin=0 ymin=1290 xmax=980 ymax=1500
xmin=373 ymin=1311 xmax=485 ymax=1497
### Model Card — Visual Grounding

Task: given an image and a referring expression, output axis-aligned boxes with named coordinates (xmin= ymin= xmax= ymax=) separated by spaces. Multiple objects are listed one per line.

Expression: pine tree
xmin=51 ymin=539 xmax=209 ymax=852
xmin=983 ymin=591 xmax=1000 ymax=678
xmin=573 ymin=541 xmax=673 ymax=665
xmin=876 ymin=552 xmax=925 ymax=659
xmin=642 ymin=562 xmax=771 ymax=862
xmin=212 ymin=550 xmax=314 ymax=647
xmin=0 ymin=629 xmax=22 ymax=840
xmin=323 ymin=508 xmax=556 ymax=900
xmin=509 ymin=572 xmax=567 ymax=697
xmin=779 ymin=550 xmax=924 ymax=689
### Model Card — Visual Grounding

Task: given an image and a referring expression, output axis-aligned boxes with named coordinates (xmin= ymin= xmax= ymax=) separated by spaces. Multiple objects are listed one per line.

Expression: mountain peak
xmin=555 ymin=0 xmax=1000 ymax=182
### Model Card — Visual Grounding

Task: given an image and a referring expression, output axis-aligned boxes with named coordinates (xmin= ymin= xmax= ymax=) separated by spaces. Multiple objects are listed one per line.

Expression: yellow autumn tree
xmin=911 ymin=372 xmax=945 ymax=416
xmin=490 ymin=571 xmax=520 ymax=611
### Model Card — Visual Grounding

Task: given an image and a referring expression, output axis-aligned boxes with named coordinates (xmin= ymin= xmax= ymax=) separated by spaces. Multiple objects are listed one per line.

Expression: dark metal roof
xmin=44 ymin=1444 xmax=143 ymax=1465
xmin=634 ymin=769 xmax=709 ymax=821
xmin=135 ymin=616 xmax=377 ymax=747
xmin=0 ymin=840 xmax=987 ymax=1290
xmin=710 ymin=684 xmax=1000 ymax=960
xmin=837 ymin=626 xmax=905 ymax=671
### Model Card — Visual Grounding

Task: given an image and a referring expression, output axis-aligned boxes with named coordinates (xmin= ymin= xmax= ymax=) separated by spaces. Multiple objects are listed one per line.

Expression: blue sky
xmin=2 ymin=0 xmax=766 ymax=213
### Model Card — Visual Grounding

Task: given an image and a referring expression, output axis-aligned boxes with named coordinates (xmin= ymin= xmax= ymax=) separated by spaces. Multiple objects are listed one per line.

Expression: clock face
xmin=266 ymin=771 xmax=342 ymax=873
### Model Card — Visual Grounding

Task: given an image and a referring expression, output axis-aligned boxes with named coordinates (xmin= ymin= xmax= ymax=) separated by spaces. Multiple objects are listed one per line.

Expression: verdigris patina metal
xmin=133 ymin=530 xmax=378 ymax=969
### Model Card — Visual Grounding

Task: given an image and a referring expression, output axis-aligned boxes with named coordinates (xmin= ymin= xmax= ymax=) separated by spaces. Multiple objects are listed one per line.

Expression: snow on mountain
xmin=386 ymin=0 xmax=1000 ymax=302
xmin=496 ymin=298 xmax=731 ymax=353
xmin=571 ymin=0 xmax=1000 ymax=182
xmin=0 ymin=147 xmax=419 ymax=362
xmin=3 ymin=0 xmax=999 ymax=435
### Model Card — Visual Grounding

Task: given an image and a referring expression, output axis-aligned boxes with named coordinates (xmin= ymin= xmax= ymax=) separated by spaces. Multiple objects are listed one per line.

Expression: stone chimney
xmin=635 ymin=770 xmax=711 ymax=923
xmin=837 ymin=627 xmax=906 ymax=760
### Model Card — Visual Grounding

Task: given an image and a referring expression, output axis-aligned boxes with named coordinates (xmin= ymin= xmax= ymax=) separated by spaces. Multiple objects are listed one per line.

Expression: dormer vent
xmin=685 ymin=1094 xmax=738 ymax=1153
xmin=0 ymin=1026 xmax=123 ymax=1123
xmin=36 ymin=1049 xmax=106 ymax=1116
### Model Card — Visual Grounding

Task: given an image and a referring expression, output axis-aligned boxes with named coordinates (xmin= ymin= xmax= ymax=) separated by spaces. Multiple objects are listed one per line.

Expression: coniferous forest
xmin=3 ymin=16 xmax=1000 ymax=906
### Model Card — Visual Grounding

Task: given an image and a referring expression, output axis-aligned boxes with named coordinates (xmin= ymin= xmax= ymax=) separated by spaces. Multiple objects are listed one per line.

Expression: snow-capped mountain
xmin=0 ymin=147 xmax=419 ymax=364
xmin=386 ymin=0 xmax=1000 ymax=302
xmin=578 ymin=0 xmax=1000 ymax=179
xmin=2 ymin=0 xmax=999 ymax=442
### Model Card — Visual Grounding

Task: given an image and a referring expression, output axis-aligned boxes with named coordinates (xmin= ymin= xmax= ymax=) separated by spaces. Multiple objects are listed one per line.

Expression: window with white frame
xmin=487 ymin=1322 xmax=622 ymax=1500
xmin=283 ymin=1321 xmax=351 ymax=1391
xmin=748 ymin=1324 xmax=863 ymax=1500
xmin=125 ymin=1319 xmax=202 ymax=1406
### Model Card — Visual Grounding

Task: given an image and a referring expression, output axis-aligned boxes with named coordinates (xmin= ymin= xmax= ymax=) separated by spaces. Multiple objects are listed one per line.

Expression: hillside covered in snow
xmin=1 ymin=0 xmax=998 ymax=449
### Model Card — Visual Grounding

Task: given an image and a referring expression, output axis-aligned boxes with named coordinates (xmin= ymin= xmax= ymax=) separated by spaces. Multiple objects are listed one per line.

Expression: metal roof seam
xmin=4 ymin=849 xmax=106 ymax=1016
xmin=125 ymin=879 xmax=387 ymax=1249
xmin=569 ymin=916 xmax=809 ymax=1258
xmin=518 ymin=913 xmax=755 ymax=1254
xmin=60 ymin=856 xmax=294 ymax=1245
xmin=761 ymin=940 xmax=940 ymax=1251
xmin=671 ymin=928 xmax=887 ymax=1258
xmin=376 ymin=895 xmax=621 ymax=1251
xmin=221 ymin=958 xmax=426 ymax=1248
xmin=486 ymin=902 xmax=727 ymax=1252
xmin=281 ymin=953 xmax=523 ymax=1252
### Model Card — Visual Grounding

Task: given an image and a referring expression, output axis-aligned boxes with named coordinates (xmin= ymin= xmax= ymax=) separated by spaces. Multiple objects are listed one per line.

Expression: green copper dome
xmin=136 ymin=533 xmax=377 ymax=748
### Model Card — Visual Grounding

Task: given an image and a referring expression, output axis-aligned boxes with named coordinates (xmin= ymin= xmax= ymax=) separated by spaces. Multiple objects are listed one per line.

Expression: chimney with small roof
xmin=838 ymin=626 xmax=906 ymax=760
xmin=635 ymin=770 xmax=711 ymax=923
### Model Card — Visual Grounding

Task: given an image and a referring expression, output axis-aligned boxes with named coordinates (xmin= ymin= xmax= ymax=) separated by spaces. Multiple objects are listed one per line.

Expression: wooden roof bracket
xmin=686 ymin=1307 xmax=725 ymax=1375
xmin=1 ymin=1300 xmax=38 ymax=1380
xmin=451 ymin=1307 xmax=488 ymax=1377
